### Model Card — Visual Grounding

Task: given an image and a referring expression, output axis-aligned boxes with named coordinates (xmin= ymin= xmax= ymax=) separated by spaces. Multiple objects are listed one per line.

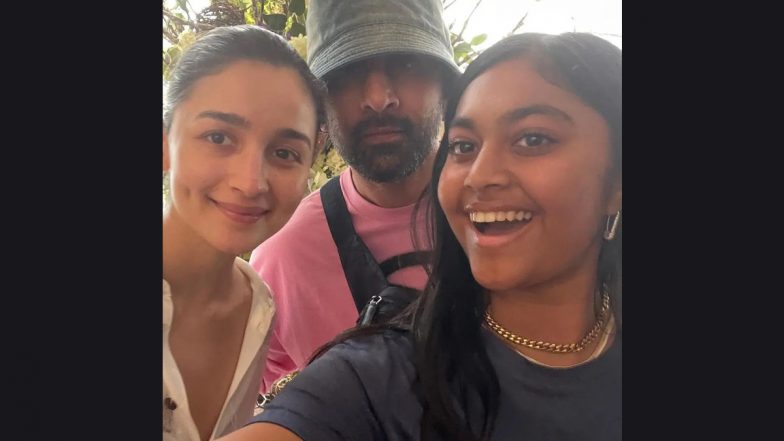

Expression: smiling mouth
xmin=470 ymin=210 xmax=533 ymax=235
xmin=212 ymin=200 xmax=269 ymax=224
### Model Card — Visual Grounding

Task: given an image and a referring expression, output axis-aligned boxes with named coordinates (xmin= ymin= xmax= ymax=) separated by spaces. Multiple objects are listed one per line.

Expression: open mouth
xmin=470 ymin=210 xmax=533 ymax=235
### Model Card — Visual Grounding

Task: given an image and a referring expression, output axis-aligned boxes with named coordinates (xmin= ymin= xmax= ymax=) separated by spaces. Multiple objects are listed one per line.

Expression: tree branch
xmin=162 ymin=8 xmax=215 ymax=31
xmin=443 ymin=0 xmax=458 ymax=10
xmin=457 ymin=0 xmax=484 ymax=40
xmin=506 ymin=11 xmax=529 ymax=36
xmin=162 ymin=25 xmax=179 ymax=45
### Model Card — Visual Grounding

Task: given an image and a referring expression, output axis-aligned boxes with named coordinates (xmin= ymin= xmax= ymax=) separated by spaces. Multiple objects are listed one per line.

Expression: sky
xmin=443 ymin=0 xmax=621 ymax=49
xmin=165 ymin=0 xmax=621 ymax=49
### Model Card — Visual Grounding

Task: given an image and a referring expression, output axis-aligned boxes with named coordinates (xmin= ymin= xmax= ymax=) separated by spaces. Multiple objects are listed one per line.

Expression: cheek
xmin=404 ymin=87 xmax=441 ymax=118
xmin=437 ymin=164 xmax=464 ymax=213
xmin=437 ymin=165 xmax=469 ymax=241
xmin=539 ymin=173 xmax=607 ymax=244
xmin=170 ymin=148 xmax=223 ymax=193
xmin=270 ymin=168 xmax=309 ymax=215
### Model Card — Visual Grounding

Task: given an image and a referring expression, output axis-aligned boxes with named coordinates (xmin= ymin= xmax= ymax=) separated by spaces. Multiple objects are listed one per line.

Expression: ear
xmin=163 ymin=125 xmax=171 ymax=173
xmin=317 ymin=126 xmax=328 ymax=152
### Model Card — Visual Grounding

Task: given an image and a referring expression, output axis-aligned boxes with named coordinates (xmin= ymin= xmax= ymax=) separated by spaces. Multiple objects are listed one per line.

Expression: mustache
xmin=350 ymin=115 xmax=415 ymax=143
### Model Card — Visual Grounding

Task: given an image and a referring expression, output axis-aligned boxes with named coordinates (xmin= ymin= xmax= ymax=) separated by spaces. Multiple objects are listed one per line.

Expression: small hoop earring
xmin=604 ymin=210 xmax=621 ymax=241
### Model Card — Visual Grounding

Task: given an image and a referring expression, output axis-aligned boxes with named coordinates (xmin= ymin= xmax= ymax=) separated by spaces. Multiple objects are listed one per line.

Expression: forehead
xmin=455 ymin=57 xmax=589 ymax=123
xmin=176 ymin=60 xmax=316 ymax=128
xmin=326 ymin=53 xmax=445 ymax=79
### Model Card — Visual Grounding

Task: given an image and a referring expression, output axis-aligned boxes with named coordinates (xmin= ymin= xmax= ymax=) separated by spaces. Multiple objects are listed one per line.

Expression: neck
xmin=487 ymin=259 xmax=603 ymax=350
xmin=163 ymin=208 xmax=238 ymax=304
xmin=350 ymin=154 xmax=434 ymax=208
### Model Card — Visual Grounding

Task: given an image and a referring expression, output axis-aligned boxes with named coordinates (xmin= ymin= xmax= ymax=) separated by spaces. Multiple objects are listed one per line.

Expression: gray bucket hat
xmin=306 ymin=0 xmax=460 ymax=80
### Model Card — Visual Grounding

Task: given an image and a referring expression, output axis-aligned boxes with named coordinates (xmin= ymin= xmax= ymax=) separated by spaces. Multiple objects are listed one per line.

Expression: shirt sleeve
xmin=249 ymin=342 xmax=381 ymax=441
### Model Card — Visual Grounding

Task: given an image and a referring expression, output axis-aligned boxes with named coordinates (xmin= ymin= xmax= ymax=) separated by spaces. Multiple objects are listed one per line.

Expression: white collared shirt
xmin=163 ymin=258 xmax=275 ymax=441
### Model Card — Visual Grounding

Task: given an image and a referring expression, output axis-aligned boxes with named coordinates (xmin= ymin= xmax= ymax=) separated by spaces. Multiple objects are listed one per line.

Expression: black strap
xmin=321 ymin=177 xmax=389 ymax=312
xmin=378 ymin=251 xmax=430 ymax=277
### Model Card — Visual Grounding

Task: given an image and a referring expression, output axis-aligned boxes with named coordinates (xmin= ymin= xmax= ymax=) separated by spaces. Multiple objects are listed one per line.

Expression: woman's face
xmin=437 ymin=56 xmax=621 ymax=292
xmin=164 ymin=60 xmax=317 ymax=256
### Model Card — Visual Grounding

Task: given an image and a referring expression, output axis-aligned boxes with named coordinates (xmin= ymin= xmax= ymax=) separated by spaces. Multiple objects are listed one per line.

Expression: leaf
xmin=470 ymin=33 xmax=487 ymax=46
xmin=176 ymin=0 xmax=187 ymax=11
xmin=264 ymin=13 xmax=287 ymax=30
xmin=290 ymin=0 xmax=306 ymax=15
xmin=289 ymin=35 xmax=308 ymax=60
xmin=245 ymin=8 xmax=255 ymax=24
xmin=166 ymin=45 xmax=182 ymax=61
xmin=177 ymin=31 xmax=196 ymax=50
xmin=454 ymin=42 xmax=472 ymax=54
xmin=290 ymin=22 xmax=306 ymax=37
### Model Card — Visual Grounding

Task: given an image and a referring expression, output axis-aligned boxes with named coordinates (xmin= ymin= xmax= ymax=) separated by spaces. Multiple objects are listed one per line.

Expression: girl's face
xmin=164 ymin=60 xmax=317 ymax=256
xmin=438 ymin=57 xmax=621 ymax=292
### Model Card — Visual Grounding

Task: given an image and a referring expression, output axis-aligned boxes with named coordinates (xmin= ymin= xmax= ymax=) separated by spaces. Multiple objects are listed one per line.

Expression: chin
xmin=471 ymin=270 xmax=514 ymax=292
xmin=212 ymin=234 xmax=267 ymax=258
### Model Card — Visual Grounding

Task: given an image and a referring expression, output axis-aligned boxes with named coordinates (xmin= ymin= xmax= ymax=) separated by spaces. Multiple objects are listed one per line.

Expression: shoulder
xmin=256 ymin=191 xmax=326 ymax=252
xmin=317 ymin=328 xmax=416 ymax=383
xmin=250 ymin=190 xmax=329 ymax=269
xmin=235 ymin=258 xmax=273 ymax=299
xmin=255 ymin=328 xmax=419 ymax=441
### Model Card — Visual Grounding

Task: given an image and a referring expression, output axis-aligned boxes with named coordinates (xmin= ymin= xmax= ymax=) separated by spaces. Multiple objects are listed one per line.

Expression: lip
xmin=468 ymin=218 xmax=532 ymax=248
xmin=464 ymin=203 xmax=535 ymax=214
xmin=212 ymin=200 xmax=268 ymax=224
xmin=360 ymin=126 xmax=405 ymax=143
xmin=462 ymin=203 xmax=535 ymax=248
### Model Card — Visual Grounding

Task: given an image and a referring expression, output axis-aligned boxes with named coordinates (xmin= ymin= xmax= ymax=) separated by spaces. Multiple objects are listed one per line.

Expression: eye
xmin=402 ymin=59 xmax=420 ymax=70
xmin=448 ymin=140 xmax=476 ymax=155
xmin=203 ymin=132 xmax=233 ymax=146
xmin=516 ymin=133 xmax=555 ymax=149
xmin=387 ymin=55 xmax=430 ymax=78
xmin=273 ymin=148 xmax=301 ymax=162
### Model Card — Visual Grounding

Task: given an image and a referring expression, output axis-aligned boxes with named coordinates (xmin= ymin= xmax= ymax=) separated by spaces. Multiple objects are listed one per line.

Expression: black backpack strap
xmin=320 ymin=177 xmax=389 ymax=312
xmin=378 ymin=251 xmax=431 ymax=277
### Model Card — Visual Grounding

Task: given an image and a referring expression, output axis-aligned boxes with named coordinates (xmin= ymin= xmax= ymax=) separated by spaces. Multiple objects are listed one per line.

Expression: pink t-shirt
xmin=250 ymin=169 xmax=429 ymax=392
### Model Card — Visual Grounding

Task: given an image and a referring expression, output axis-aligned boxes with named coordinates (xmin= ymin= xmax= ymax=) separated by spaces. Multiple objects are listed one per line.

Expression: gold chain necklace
xmin=484 ymin=290 xmax=611 ymax=353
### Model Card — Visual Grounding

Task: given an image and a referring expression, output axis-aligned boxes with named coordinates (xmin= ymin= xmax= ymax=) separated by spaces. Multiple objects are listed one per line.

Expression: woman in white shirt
xmin=162 ymin=25 xmax=325 ymax=441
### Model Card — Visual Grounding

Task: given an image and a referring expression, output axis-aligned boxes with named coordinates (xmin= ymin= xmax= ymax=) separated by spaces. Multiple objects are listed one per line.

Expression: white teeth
xmin=470 ymin=210 xmax=532 ymax=223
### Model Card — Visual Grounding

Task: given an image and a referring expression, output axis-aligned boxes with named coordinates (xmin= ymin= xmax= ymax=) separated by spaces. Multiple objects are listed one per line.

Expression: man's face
xmin=325 ymin=54 xmax=446 ymax=183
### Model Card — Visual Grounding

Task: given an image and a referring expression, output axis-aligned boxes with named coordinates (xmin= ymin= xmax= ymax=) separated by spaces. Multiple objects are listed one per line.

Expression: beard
xmin=327 ymin=106 xmax=443 ymax=183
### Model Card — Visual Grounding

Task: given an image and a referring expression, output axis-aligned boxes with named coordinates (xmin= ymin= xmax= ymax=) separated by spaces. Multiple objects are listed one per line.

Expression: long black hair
xmin=312 ymin=32 xmax=622 ymax=441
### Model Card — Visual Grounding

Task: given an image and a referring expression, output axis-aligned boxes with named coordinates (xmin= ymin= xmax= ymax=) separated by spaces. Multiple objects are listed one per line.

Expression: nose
xmin=361 ymin=62 xmax=399 ymax=114
xmin=463 ymin=142 xmax=511 ymax=192
xmin=229 ymin=149 xmax=269 ymax=198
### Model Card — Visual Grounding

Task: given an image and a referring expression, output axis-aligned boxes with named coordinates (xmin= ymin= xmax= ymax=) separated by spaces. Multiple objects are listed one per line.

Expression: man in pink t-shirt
xmin=249 ymin=0 xmax=460 ymax=393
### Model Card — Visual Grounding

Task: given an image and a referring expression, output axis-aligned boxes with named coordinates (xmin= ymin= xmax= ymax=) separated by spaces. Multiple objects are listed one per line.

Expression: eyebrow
xmin=450 ymin=104 xmax=574 ymax=131
xmin=275 ymin=128 xmax=312 ymax=146
xmin=501 ymin=104 xmax=574 ymax=124
xmin=196 ymin=111 xmax=251 ymax=128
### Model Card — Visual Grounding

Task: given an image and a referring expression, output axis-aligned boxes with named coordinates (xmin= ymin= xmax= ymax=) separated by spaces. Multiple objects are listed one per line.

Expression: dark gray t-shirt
xmin=252 ymin=328 xmax=621 ymax=440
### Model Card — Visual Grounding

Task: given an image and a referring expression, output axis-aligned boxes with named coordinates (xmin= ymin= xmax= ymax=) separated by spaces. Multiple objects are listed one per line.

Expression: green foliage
xmin=470 ymin=33 xmax=487 ymax=46
xmin=263 ymin=13 xmax=287 ymax=31
xmin=309 ymin=142 xmax=347 ymax=192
